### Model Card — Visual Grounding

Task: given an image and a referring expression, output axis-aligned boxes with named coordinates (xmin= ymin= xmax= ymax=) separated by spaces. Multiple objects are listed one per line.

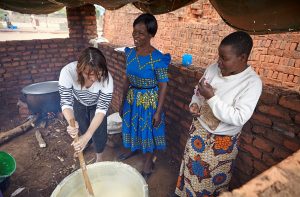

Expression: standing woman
xmin=59 ymin=47 xmax=113 ymax=162
xmin=175 ymin=31 xmax=262 ymax=196
xmin=119 ymin=13 xmax=171 ymax=179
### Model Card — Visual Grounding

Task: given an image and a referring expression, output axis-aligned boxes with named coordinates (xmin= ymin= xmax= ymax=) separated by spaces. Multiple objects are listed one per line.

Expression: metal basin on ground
xmin=51 ymin=161 xmax=148 ymax=197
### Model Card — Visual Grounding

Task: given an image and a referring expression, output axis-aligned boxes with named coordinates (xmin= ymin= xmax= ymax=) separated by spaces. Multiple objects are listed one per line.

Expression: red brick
xmin=262 ymin=153 xmax=278 ymax=166
xmin=237 ymin=152 xmax=254 ymax=165
xmin=273 ymin=148 xmax=291 ymax=160
xmin=287 ymin=74 xmax=294 ymax=82
xmin=259 ymin=92 xmax=279 ymax=105
xmin=242 ymin=122 xmax=252 ymax=133
xmin=253 ymin=137 xmax=274 ymax=152
xmin=240 ymin=144 xmax=262 ymax=159
xmin=251 ymin=113 xmax=272 ymax=126
xmin=240 ymin=132 xmax=253 ymax=144
xmin=290 ymin=42 xmax=297 ymax=50
xmin=272 ymin=122 xmax=297 ymax=138
xmin=295 ymin=59 xmax=300 ymax=68
xmin=253 ymin=160 xmax=269 ymax=172
xmin=294 ymin=68 xmax=300 ymax=76
xmin=295 ymin=113 xmax=300 ymax=124
xmin=263 ymin=130 xmax=284 ymax=144
xmin=252 ymin=125 xmax=272 ymax=135
xmin=258 ymin=105 xmax=291 ymax=121
xmin=165 ymin=111 xmax=180 ymax=122
xmin=235 ymin=157 xmax=254 ymax=175
xmin=283 ymin=139 xmax=300 ymax=151
xmin=293 ymin=51 xmax=300 ymax=59
xmin=279 ymin=95 xmax=300 ymax=112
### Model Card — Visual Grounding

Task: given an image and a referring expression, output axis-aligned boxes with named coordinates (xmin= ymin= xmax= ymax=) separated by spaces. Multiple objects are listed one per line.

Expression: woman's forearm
xmin=156 ymin=82 xmax=167 ymax=113
xmin=62 ymin=108 xmax=75 ymax=125
xmin=121 ymin=76 xmax=130 ymax=104
xmin=85 ymin=112 xmax=105 ymax=139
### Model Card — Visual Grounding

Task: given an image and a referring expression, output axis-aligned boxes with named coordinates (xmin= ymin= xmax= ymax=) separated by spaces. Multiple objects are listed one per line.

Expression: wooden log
xmin=0 ymin=115 xmax=38 ymax=145
xmin=35 ymin=130 xmax=46 ymax=148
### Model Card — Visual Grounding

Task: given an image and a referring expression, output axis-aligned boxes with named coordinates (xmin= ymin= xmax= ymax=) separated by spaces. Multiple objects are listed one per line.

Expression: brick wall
xmin=0 ymin=4 xmax=97 ymax=117
xmin=67 ymin=4 xmax=97 ymax=44
xmin=98 ymin=43 xmax=300 ymax=189
xmin=221 ymin=149 xmax=300 ymax=197
xmin=103 ymin=1 xmax=300 ymax=91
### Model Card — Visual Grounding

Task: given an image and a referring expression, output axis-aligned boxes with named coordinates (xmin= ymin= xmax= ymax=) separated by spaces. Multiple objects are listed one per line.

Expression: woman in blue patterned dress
xmin=119 ymin=13 xmax=171 ymax=179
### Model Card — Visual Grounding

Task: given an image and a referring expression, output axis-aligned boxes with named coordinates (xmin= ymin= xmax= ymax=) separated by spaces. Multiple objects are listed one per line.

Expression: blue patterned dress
xmin=122 ymin=47 xmax=171 ymax=153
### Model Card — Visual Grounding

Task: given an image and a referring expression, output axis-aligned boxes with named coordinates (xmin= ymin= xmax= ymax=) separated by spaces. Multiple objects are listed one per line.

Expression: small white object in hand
xmin=204 ymin=77 xmax=210 ymax=85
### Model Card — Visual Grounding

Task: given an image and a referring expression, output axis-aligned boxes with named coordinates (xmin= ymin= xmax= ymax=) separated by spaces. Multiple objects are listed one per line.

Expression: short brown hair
xmin=77 ymin=47 xmax=108 ymax=88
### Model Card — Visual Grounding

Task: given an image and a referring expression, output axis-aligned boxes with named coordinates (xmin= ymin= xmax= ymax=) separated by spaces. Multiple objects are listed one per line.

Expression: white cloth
xmin=191 ymin=63 xmax=262 ymax=136
xmin=58 ymin=61 xmax=113 ymax=115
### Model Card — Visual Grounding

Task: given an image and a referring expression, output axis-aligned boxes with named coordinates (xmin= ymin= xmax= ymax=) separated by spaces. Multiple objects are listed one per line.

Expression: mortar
xmin=51 ymin=161 xmax=148 ymax=197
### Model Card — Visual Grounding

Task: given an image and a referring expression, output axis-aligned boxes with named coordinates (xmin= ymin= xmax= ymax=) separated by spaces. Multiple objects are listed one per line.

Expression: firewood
xmin=0 ymin=115 xmax=38 ymax=145
xmin=35 ymin=130 xmax=46 ymax=148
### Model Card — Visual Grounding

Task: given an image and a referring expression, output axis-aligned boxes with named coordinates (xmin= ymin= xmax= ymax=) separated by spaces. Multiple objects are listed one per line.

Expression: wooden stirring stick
xmin=70 ymin=119 xmax=95 ymax=197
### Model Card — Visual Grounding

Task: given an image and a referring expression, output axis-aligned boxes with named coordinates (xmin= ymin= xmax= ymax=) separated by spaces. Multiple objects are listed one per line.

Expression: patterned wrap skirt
xmin=175 ymin=120 xmax=240 ymax=196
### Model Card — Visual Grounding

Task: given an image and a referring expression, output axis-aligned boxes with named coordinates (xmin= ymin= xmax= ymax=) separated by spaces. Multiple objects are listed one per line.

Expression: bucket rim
xmin=51 ymin=161 xmax=148 ymax=197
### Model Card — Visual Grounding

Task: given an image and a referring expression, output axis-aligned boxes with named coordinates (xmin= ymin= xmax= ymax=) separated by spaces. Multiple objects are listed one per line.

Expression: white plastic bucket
xmin=51 ymin=162 xmax=148 ymax=197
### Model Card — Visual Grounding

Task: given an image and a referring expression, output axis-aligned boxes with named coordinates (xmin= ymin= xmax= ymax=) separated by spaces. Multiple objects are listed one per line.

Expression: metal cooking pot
xmin=21 ymin=81 xmax=61 ymax=114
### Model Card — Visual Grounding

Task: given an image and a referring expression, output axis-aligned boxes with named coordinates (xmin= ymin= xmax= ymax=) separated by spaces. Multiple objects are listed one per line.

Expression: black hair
xmin=77 ymin=47 xmax=108 ymax=87
xmin=220 ymin=31 xmax=253 ymax=57
xmin=133 ymin=13 xmax=158 ymax=37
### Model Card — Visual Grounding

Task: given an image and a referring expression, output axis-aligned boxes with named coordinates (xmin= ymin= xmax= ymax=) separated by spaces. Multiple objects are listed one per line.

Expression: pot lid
xmin=22 ymin=81 xmax=59 ymax=95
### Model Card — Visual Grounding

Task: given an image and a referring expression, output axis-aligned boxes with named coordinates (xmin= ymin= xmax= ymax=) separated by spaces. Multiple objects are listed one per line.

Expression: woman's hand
xmin=67 ymin=121 xmax=79 ymax=138
xmin=194 ymin=85 xmax=201 ymax=97
xmin=198 ymin=78 xmax=214 ymax=99
xmin=190 ymin=103 xmax=201 ymax=117
xmin=71 ymin=133 xmax=91 ymax=153
xmin=152 ymin=111 xmax=161 ymax=128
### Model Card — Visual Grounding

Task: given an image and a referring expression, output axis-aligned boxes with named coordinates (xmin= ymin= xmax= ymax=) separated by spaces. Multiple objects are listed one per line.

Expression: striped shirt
xmin=58 ymin=61 xmax=113 ymax=115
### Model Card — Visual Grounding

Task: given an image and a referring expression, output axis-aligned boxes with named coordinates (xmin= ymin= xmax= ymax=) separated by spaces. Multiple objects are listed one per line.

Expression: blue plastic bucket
xmin=182 ymin=53 xmax=193 ymax=67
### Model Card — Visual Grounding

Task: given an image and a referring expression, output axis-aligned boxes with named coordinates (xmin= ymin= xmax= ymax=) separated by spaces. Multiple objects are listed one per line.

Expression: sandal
xmin=141 ymin=171 xmax=152 ymax=181
xmin=141 ymin=156 xmax=157 ymax=181
xmin=118 ymin=150 xmax=138 ymax=161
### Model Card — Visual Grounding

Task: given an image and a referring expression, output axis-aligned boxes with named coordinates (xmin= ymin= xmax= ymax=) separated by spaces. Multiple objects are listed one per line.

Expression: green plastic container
xmin=0 ymin=151 xmax=16 ymax=183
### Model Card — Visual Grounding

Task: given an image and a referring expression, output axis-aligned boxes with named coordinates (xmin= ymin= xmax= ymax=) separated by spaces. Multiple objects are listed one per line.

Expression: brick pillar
xmin=66 ymin=4 xmax=97 ymax=46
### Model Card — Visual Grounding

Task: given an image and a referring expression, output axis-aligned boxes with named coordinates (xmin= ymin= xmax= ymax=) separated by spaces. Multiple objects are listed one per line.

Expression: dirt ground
xmin=0 ymin=113 xmax=179 ymax=197
xmin=0 ymin=31 xmax=68 ymax=41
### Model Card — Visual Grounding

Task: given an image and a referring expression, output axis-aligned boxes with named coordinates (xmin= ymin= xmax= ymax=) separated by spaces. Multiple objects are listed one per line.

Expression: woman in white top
xmin=59 ymin=47 xmax=113 ymax=162
xmin=175 ymin=31 xmax=262 ymax=196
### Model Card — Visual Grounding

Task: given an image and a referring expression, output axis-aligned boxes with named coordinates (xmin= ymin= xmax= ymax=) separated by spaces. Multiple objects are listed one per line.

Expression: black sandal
xmin=141 ymin=156 xmax=156 ymax=181
xmin=118 ymin=150 xmax=138 ymax=161
xmin=141 ymin=170 xmax=152 ymax=181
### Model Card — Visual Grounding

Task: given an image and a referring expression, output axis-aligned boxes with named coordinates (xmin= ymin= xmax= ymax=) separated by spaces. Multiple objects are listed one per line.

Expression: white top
xmin=58 ymin=61 xmax=113 ymax=115
xmin=191 ymin=63 xmax=262 ymax=136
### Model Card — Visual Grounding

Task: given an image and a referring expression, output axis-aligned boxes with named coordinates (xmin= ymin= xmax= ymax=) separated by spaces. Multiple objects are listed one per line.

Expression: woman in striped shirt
xmin=58 ymin=47 xmax=113 ymax=162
